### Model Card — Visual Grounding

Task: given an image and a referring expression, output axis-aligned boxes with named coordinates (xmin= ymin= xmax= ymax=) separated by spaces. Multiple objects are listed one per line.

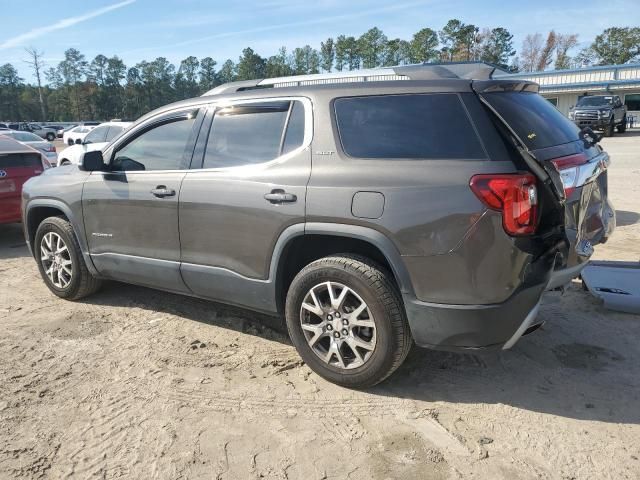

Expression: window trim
xmin=331 ymin=92 xmax=488 ymax=161
xmin=191 ymin=96 xmax=313 ymax=172
xmin=101 ymin=107 xmax=203 ymax=174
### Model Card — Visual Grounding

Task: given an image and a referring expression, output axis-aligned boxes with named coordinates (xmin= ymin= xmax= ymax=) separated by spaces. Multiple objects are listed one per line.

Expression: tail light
xmin=470 ymin=173 xmax=538 ymax=236
xmin=46 ymin=144 xmax=56 ymax=152
xmin=41 ymin=157 xmax=52 ymax=170
xmin=550 ymin=153 xmax=588 ymax=197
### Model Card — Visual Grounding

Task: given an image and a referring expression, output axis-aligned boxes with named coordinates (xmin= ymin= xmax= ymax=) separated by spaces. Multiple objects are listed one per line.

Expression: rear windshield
xmin=483 ymin=92 xmax=580 ymax=150
xmin=334 ymin=94 xmax=486 ymax=160
xmin=0 ymin=153 xmax=42 ymax=168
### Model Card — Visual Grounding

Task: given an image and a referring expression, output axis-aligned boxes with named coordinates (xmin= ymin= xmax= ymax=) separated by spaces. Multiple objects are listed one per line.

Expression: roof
xmin=202 ymin=62 xmax=510 ymax=97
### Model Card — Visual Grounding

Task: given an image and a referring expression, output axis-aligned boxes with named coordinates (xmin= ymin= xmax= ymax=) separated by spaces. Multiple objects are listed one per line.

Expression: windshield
xmin=483 ymin=92 xmax=581 ymax=150
xmin=577 ymin=96 xmax=613 ymax=107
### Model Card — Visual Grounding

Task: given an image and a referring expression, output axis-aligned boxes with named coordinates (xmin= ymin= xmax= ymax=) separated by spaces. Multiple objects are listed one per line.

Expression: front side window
xmin=83 ymin=125 xmax=109 ymax=144
xmin=203 ymin=100 xmax=305 ymax=169
xmin=334 ymin=94 xmax=485 ymax=160
xmin=112 ymin=116 xmax=196 ymax=171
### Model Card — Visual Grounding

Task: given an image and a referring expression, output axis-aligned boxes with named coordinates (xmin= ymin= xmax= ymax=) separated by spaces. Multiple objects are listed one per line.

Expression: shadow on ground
xmin=616 ymin=210 xmax=640 ymax=227
xmin=81 ymin=280 xmax=640 ymax=426
xmin=0 ymin=223 xmax=30 ymax=260
xmin=83 ymin=280 xmax=290 ymax=344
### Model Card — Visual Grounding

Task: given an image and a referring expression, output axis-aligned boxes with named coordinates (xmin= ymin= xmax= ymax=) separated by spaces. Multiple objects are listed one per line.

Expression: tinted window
xmin=334 ymin=94 xmax=485 ymax=159
xmin=106 ymin=126 xmax=125 ymax=142
xmin=485 ymin=92 xmax=580 ymax=150
xmin=0 ymin=153 xmax=42 ymax=168
xmin=203 ymin=101 xmax=302 ymax=169
xmin=113 ymin=116 xmax=195 ymax=171
xmin=83 ymin=125 xmax=109 ymax=144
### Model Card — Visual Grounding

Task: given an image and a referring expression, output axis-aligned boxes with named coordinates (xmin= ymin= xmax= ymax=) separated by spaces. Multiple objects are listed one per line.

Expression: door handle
xmin=150 ymin=185 xmax=176 ymax=198
xmin=264 ymin=189 xmax=297 ymax=204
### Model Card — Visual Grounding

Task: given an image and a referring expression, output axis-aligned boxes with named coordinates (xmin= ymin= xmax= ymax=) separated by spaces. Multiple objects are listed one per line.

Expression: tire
xmin=60 ymin=159 xmax=70 ymax=166
xmin=34 ymin=216 xmax=102 ymax=300
xmin=285 ymin=255 xmax=412 ymax=388
xmin=617 ymin=116 xmax=627 ymax=133
xmin=46 ymin=132 xmax=55 ymax=141
xmin=604 ymin=119 xmax=615 ymax=137
xmin=67 ymin=138 xmax=74 ymax=146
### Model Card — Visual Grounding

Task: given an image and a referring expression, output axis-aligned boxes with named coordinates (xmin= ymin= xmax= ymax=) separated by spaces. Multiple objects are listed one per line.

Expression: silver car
xmin=0 ymin=130 xmax=57 ymax=166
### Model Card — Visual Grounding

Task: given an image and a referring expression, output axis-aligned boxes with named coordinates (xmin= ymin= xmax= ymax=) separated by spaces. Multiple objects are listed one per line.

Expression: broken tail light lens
xmin=551 ymin=153 xmax=589 ymax=197
xmin=470 ymin=173 xmax=538 ymax=236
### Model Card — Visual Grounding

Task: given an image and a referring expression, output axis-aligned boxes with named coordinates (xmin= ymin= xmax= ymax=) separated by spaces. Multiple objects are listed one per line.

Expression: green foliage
xmin=590 ymin=27 xmax=640 ymax=65
xmin=0 ymin=22 xmax=628 ymax=122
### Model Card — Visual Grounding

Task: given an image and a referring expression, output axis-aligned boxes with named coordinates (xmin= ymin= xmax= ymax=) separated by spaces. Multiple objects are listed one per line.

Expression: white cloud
xmin=0 ymin=0 xmax=137 ymax=50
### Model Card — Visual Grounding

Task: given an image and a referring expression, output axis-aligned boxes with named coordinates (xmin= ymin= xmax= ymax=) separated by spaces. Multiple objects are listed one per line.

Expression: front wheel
xmin=35 ymin=216 xmax=102 ymax=300
xmin=617 ymin=116 xmax=627 ymax=133
xmin=285 ymin=255 xmax=412 ymax=388
xmin=46 ymin=133 xmax=55 ymax=141
xmin=604 ymin=119 xmax=615 ymax=137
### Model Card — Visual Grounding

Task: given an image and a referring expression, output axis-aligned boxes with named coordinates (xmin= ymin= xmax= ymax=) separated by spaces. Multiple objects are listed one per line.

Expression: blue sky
xmin=1 ymin=0 xmax=638 ymax=81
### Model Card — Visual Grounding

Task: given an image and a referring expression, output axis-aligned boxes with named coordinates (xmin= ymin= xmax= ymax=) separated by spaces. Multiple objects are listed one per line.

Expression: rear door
xmin=178 ymin=97 xmax=311 ymax=311
xmin=476 ymin=84 xmax=615 ymax=266
xmin=82 ymin=107 xmax=202 ymax=292
xmin=0 ymin=151 xmax=43 ymax=223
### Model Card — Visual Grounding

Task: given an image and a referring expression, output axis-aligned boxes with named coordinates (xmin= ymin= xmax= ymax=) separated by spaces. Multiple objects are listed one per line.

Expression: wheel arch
xmin=25 ymin=200 xmax=99 ymax=276
xmin=272 ymin=223 xmax=413 ymax=314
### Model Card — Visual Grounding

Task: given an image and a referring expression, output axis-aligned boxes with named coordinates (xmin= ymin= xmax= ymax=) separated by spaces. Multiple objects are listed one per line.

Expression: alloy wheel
xmin=299 ymin=281 xmax=377 ymax=369
xmin=40 ymin=232 xmax=73 ymax=288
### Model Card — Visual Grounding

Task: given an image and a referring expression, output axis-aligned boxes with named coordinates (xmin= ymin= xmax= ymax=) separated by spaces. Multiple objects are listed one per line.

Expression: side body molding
xmin=179 ymin=222 xmax=412 ymax=314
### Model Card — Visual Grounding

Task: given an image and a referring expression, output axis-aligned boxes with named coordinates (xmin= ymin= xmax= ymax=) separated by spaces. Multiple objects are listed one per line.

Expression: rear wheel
xmin=59 ymin=159 xmax=70 ymax=166
xmin=285 ymin=255 xmax=412 ymax=388
xmin=35 ymin=216 xmax=102 ymax=300
xmin=617 ymin=115 xmax=627 ymax=133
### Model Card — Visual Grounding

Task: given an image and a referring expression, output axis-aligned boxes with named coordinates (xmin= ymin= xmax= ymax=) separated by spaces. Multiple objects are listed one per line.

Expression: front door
xmin=179 ymin=98 xmax=311 ymax=311
xmin=83 ymin=108 xmax=201 ymax=292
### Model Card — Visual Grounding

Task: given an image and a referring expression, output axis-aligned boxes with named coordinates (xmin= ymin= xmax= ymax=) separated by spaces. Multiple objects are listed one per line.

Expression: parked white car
xmin=57 ymin=122 xmax=131 ymax=166
xmin=62 ymin=125 xmax=97 ymax=146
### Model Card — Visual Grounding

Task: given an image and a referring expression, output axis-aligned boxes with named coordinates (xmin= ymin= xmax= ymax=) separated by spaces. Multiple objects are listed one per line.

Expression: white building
xmin=503 ymin=63 xmax=640 ymax=118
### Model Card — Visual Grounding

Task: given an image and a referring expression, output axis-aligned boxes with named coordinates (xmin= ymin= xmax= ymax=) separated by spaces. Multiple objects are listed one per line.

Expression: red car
xmin=0 ymin=136 xmax=51 ymax=224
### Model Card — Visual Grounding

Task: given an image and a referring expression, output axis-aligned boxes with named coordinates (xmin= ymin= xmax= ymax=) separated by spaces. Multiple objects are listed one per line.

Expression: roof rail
xmin=201 ymin=62 xmax=507 ymax=97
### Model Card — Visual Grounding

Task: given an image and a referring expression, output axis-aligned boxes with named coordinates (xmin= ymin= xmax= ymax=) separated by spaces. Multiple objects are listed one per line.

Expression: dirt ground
xmin=1 ymin=134 xmax=639 ymax=479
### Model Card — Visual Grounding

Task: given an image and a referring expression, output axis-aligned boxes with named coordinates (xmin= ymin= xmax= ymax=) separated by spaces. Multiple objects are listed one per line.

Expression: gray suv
xmin=21 ymin=63 xmax=615 ymax=388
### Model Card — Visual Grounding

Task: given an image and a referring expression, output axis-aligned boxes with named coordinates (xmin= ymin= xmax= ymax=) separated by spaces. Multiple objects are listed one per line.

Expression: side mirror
xmin=75 ymin=138 xmax=82 ymax=145
xmin=80 ymin=150 xmax=105 ymax=171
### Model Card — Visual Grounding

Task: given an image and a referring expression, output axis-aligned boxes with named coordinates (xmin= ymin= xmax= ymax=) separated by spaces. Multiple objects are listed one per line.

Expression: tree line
xmin=1 ymin=21 xmax=638 ymax=122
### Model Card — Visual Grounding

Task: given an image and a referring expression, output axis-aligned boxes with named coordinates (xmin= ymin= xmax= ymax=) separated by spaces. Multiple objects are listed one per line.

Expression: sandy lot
xmin=1 ymin=134 xmax=639 ymax=479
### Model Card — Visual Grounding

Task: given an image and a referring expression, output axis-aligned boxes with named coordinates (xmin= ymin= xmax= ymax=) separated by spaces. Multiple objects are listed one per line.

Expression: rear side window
xmin=483 ymin=92 xmax=580 ymax=150
xmin=334 ymin=94 xmax=485 ymax=160
xmin=203 ymin=100 xmax=305 ymax=169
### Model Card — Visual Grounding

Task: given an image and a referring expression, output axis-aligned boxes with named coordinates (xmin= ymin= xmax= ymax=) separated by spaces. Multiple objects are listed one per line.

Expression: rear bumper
xmin=403 ymin=281 xmax=546 ymax=351
xmin=403 ymin=254 xmax=589 ymax=352
xmin=0 ymin=197 xmax=22 ymax=224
